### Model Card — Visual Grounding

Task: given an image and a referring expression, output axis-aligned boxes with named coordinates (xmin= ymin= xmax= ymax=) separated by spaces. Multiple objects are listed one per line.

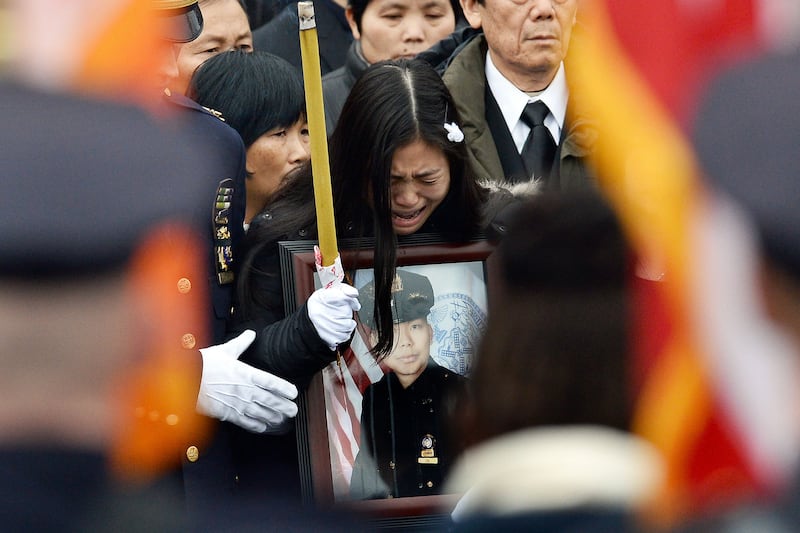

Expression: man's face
xmin=461 ymin=0 xmax=577 ymax=91
xmin=169 ymin=0 xmax=252 ymax=95
xmin=347 ymin=0 xmax=456 ymax=64
xmin=382 ymin=318 xmax=432 ymax=387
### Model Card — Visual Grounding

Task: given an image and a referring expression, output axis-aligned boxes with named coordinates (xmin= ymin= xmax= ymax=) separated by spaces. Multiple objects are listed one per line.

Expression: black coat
xmin=225 ymin=217 xmax=335 ymax=503
xmin=350 ymin=362 xmax=466 ymax=499
xmin=224 ymin=168 xmax=484 ymax=500
xmin=230 ymin=225 xmax=335 ymax=388
xmin=321 ymin=40 xmax=370 ymax=135
xmin=0 ymin=449 xmax=188 ymax=533
xmin=253 ymin=0 xmax=352 ymax=77
xmin=450 ymin=509 xmax=636 ymax=533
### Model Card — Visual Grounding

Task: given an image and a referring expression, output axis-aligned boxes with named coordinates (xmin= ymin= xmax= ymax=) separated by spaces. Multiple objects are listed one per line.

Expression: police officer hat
xmin=358 ymin=269 xmax=435 ymax=329
xmin=1 ymin=87 xmax=212 ymax=278
xmin=693 ymin=50 xmax=800 ymax=278
xmin=153 ymin=0 xmax=204 ymax=43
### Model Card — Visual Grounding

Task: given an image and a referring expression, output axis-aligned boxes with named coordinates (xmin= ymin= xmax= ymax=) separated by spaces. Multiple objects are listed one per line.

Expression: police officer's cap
xmin=358 ymin=270 xmax=434 ymax=329
xmin=153 ymin=0 xmax=204 ymax=43
xmin=1 ymin=89 xmax=212 ymax=278
xmin=693 ymin=50 xmax=800 ymax=278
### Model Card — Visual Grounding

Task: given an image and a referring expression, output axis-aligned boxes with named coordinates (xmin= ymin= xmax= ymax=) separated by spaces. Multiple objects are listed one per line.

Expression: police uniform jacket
xmin=159 ymin=93 xmax=249 ymax=518
xmin=350 ymin=361 xmax=466 ymax=499
xmin=161 ymin=92 xmax=248 ymax=344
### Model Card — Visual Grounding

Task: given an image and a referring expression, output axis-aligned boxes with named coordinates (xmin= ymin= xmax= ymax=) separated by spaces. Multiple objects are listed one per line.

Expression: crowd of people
xmin=2 ymin=0 xmax=800 ymax=531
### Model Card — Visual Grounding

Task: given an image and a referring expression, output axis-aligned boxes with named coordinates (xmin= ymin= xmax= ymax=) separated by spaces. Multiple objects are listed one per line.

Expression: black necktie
xmin=520 ymin=101 xmax=556 ymax=182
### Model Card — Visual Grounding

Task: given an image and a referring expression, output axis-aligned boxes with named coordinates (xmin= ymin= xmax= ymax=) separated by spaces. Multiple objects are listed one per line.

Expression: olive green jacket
xmin=442 ymin=35 xmax=597 ymax=189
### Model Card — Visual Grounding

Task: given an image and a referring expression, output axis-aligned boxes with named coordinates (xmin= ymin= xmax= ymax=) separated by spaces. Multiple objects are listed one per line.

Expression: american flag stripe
xmin=322 ymin=326 xmax=389 ymax=496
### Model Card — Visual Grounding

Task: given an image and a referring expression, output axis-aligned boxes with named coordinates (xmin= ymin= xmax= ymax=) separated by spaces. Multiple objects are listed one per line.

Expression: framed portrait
xmin=278 ymin=235 xmax=497 ymax=528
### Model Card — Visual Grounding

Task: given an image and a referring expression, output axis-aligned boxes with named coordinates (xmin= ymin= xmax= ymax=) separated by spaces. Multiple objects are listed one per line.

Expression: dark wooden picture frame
xmin=278 ymin=235 xmax=497 ymax=529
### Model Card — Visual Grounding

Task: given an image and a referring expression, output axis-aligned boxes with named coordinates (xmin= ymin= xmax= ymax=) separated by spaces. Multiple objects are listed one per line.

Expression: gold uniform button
xmin=186 ymin=446 xmax=199 ymax=462
xmin=181 ymin=333 xmax=197 ymax=349
xmin=426 ymin=481 xmax=434 ymax=488
xmin=177 ymin=278 xmax=192 ymax=294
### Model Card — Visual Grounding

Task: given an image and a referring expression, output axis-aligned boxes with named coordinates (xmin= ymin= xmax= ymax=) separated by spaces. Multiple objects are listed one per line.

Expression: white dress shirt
xmin=485 ymin=54 xmax=569 ymax=153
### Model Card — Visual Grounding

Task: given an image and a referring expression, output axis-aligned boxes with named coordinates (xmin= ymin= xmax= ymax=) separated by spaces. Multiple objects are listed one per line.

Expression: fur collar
xmin=446 ymin=426 xmax=664 ymax=521
xmin=480 ymin=178 xmax=541 ymax=198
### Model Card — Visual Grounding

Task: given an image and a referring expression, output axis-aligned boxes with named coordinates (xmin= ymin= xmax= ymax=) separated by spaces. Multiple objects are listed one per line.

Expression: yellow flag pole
xmin=298 ymin=1 xmax=338 ymax=266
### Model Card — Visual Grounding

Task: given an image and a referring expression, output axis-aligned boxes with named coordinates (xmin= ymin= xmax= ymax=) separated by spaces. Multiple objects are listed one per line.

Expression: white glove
xmin=196 ymin=330 xmax=299 ymax=434
xmin=307 ymin=284 xmax=361 ymax=350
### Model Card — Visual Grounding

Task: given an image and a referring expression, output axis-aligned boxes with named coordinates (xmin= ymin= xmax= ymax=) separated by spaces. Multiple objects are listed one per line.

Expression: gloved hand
xmin=196 ymin=330 xmax=299 ymax=434
xmin=307 ymin=284 xmax=361 ymax=350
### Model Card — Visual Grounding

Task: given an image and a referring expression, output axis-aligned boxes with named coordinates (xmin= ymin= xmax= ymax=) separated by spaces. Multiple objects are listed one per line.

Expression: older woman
xmin=188 ymin=50 xmax=310 ymax=226
xmin=187 ymin=49 xmax=361 ymax=501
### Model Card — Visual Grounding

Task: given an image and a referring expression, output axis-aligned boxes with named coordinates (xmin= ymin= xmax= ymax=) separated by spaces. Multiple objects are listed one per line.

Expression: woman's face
xmin=245 ymin=118 xmax=310 ymax=218
xmin=348 ymin=0 xmax=456 ymax=64
xmin=389 ymin=139 xmax=451 ymax=235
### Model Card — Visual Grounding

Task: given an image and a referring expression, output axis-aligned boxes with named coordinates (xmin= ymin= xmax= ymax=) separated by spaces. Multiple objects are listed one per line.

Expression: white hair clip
xmin=444 ymin=122 xmax=464 ymax=143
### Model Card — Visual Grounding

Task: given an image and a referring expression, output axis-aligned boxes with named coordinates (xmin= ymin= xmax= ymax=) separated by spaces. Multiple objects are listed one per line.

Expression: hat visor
xmin=159 ymin=4 xmax=204 ymax=43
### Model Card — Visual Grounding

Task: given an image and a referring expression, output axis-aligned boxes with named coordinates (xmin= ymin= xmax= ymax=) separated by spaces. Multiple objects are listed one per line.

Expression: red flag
xmin=568 ymin=0 xmax=795 ymax=524
xmin=605 ymin=0 xmax=760 ymax=124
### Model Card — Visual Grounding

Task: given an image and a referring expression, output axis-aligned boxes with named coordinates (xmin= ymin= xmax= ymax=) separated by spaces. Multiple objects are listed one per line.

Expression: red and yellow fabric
xmin=568 ymin=0 xmax=781 ymax=525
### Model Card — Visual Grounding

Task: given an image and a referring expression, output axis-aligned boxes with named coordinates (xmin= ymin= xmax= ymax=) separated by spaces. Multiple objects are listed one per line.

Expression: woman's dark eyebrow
xmin=390 ymin=168 xmax=441 ymax=179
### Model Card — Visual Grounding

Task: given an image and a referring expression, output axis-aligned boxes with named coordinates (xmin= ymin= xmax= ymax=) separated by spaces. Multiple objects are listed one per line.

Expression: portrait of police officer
xmin=351 ymin=269 xmax=467 ymax=499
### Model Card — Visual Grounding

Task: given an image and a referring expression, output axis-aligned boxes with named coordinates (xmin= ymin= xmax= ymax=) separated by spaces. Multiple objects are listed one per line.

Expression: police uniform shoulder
xmin=362 ymin=378 xmax=386 ymax=400
xmin=164 ymin=91 xmax=226 ymax=122
xmin=430 ymin=362 xmax=467 ymax=384
xmin=2 ymin=84 xmax=213 ymax=276
xmin=694 ymin=50 xmax=800 ymax=277
xmin=428 ymin=361 xmax=448 ymax=378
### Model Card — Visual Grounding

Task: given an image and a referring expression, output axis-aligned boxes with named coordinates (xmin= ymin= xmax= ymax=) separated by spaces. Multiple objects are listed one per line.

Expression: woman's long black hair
xmin=239 ymin=59 xmax=485 ymax=357
xmin=330 ymin=58 xmax=485 ymax=359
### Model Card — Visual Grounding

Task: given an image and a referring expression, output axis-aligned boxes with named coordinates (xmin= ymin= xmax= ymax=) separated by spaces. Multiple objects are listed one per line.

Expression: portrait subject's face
xmin=461 ymin=0 xmax=577 ymax=91
xmin=383 ymin=318 xmax=432 ymax=387
xmin=389 ymin=140 xmax=451 ymax=236
xmin=170 ymin=0 xmax=253 ymax=95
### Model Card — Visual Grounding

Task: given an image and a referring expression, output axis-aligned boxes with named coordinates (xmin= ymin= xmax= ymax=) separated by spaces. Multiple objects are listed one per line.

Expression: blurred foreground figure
xmin=445 ymin=192 xmax=663 ymax=532
xmin=0 ymin=1 xmax=304 ymax=530
xmin=684 ymin=49 xmax=800 ymax=532
xmin=0 ymin=39 xmax=216 ymax=533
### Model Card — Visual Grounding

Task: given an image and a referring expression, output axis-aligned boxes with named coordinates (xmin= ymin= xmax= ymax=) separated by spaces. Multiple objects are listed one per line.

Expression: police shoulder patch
xmin=202 ymin=106 xmax=226 ymax=122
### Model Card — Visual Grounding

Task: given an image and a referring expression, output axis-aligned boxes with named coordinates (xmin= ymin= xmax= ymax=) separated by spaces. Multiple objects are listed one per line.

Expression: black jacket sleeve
xmin=241 ymin=302 xmax=337 ymax=389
